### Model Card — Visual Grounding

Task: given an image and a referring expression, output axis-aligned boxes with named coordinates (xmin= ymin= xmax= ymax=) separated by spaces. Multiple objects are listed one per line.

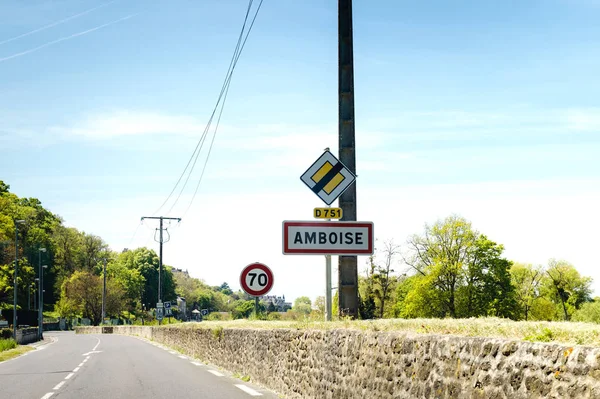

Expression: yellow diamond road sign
xmin=300 ymin=151 xmax=356 ymax=205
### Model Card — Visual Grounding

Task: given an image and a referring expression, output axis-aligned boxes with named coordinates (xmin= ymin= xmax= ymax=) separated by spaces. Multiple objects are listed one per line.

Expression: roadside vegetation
xmin=157 ymin=318 xmax=600 ymax=346
xmin=0 ymin=338 xmax=16 ymax=352
xmin=2 ymin=180 xmax=597 ymax=332
xmin=0 ymin=345 xmax=33 ymax=362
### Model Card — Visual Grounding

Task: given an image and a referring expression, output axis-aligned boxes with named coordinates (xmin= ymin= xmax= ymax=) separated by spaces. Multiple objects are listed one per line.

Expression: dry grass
xmin=161 ymin=317 xmax=600 ymax=346
xmin=0 ymin=345 xmax=34 ymax=362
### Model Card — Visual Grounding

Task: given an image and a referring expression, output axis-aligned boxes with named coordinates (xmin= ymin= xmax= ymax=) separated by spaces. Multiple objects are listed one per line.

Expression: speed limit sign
xmin=240 ymin=262 xmax=274 ymax=297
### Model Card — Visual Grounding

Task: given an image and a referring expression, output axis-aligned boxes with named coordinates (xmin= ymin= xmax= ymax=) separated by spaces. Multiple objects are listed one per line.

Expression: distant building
xmin=170 ymin=267 xmax=190 ymax=277
xmin=260 ymin=295 xmax=292 ymax=311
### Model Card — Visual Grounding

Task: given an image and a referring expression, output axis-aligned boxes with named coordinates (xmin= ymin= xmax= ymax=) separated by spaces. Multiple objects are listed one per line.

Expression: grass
xmin=0 ymin=339 xmax=16 ymax=352
xmin=233 ymin=372 xmax=251 ymax=382
xmin=151 ymin=317 xmax=600 ymax=346
xmin=0 ymin=345 xmax=33 ymax=362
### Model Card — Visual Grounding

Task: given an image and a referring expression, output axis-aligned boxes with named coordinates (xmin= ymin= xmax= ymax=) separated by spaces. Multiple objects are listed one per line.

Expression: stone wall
xmin=76 ymin=326 xmax=600 ymax=399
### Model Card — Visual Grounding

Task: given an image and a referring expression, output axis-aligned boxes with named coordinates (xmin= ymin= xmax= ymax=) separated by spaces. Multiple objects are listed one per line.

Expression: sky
xmin=1 ymin=0 xmax=599 ymax=304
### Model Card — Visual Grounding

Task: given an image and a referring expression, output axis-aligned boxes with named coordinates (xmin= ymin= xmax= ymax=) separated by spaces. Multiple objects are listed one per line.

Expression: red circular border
xmin=240 ymin=262 xmax=274 ymax=297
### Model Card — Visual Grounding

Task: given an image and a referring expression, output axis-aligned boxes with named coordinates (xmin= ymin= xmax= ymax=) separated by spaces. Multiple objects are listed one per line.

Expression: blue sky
xmin=1 ymin=0 xmax=599 ymax=303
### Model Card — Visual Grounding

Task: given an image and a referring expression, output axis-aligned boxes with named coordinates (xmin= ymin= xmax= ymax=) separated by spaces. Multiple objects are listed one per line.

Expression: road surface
xmin=0 ymin=331 xmax=280 ymax=399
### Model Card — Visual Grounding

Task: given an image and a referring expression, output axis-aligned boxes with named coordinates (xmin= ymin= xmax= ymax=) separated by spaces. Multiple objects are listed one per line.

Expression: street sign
xmin=201 ymin=309 xmax=209 ymax=316
xmin=300 ymin=150 xmax=356 ymax=205
xmin=164 ymin=301 xmax=172 ymax=316
xmin=314 ymin=207 xmax=343 ymax=219
xmin=282 ymin=220 xmax=374 ymax=255
xmin=240 ymin=262 xmax=274 ymax=297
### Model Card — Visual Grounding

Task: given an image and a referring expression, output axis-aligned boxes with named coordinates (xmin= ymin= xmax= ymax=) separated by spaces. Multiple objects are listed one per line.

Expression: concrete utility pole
xmin=140 ymin=216 xmax=181 ymax=322
xmin=338 ymin=0 xmax=358 ymax=318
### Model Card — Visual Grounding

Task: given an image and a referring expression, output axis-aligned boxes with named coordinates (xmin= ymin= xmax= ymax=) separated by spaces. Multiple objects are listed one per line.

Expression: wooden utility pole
xmin=338 ymin=0 xmax=358 ymax=318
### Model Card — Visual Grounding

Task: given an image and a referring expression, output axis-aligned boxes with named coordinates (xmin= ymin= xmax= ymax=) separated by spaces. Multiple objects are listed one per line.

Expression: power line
xmin=157 ymin=0 xmax=255 ymax=216
xmin=155 ymin=0 xmax=264 ymax=216
xmin=182 ymin=0 xmax=264 ymax=218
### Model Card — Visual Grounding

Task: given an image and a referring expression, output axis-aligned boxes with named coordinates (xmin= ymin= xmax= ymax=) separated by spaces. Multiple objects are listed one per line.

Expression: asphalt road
xmin=0 ymin=331 xmax=281 ymax=399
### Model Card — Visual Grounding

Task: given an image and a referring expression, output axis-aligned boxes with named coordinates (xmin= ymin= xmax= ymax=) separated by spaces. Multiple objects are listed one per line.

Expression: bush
xmin=572 ymin=301 xmax=600 ymax=323
xmin=0 ymin=339 xmax=17 ymax=352
xmin=0 ymin=329 xmax=12 ymax=339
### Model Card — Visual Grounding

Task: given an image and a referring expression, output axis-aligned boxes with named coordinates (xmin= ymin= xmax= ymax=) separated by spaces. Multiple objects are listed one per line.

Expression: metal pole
xmin=38 ymin=248 xmax=45 ymax=340
xmin=102 ymin=258 xmax=107 ymax=324
xmin=325 ymin=205 xmax=332 ymax=321
xmin=13 ymin=223 xmax=19 ymax=340
xmin=325 ymin=255 xmax=332 ymax=321
xmin=338 ymin=0 xmax=358 ymax=318
xmin=40 ymin=268 xmax=44 ymax=339
xmin=254 ymin=296 xmax=259 ymax=318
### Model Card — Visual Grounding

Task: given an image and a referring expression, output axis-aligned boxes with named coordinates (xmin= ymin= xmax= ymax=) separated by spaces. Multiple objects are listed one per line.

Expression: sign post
xmin=240 ymin=263 xmax=274 ymax=318
xmin=291 ymin=150 xmax=369 ymax=321
xmin=164 ymin=301 xmax=172 ymax=323
xmin=156 ymin=302 xmax=164 ymax=323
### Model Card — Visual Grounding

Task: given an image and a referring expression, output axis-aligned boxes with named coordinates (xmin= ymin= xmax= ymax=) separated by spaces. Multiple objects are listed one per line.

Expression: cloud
xmin=50 ymin=110 xmax=206 ymax=139
xmin=565 ymin=108 xmax=600 ymax=131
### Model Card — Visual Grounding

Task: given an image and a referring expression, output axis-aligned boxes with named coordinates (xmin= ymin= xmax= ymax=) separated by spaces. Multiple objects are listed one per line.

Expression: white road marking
xmin=53 ymin=381 xmax=65 ymax=390
xmin=207 ymin=370 xmax=224 ymax=377
xmin=73 ymin=367 xmax=80 ymax=372
xmin=81 ymin=350 xmax=102 ymax=356
xmin=65 ymin=373 xmax=74 ymax=380
xmin=92 ymin=337 xmax=101 ymax=351
xmin=83 ymin=357 xmax=90 ymax=363
xmin=178 ymin=355 xmax=187 ymax=359
xmin=41 ymin=393 xmax=54 ymax=399
xmin=169 ymin=351 xmax=177 ymax=354
xmin=78 ymin=362 xmax=84 ymax=367
xmin=234 ymin=384 xmax=263 ymax=396
xmin=191 ymin=362 xmax=202 ymax=366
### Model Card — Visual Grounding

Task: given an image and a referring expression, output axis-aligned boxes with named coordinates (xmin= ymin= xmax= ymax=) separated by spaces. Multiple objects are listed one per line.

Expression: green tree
xmin=232 ymin=300 xmax=255 ymax=319
xmin=293 ymin=296 xmax=312 ymax=315
xmin=572 ymin=298 xmax=600 ymax=323
xmin=544 ymin=260 xmax=592 ymax=321
xmin=314 ymin=296 xmax=325 ymax=314
xmin=510 ymin=263 xmax=544 ymax=320
xmin=457 ymin=235 xmax=517 ymax=318
xmin=59 ymin=271 xmax=126 ymax=324
xmin=403 ymin=215 xmax=517 ymax=319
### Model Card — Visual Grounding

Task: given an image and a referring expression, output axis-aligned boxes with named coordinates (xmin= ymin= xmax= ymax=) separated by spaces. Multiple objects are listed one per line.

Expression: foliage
xmin=154 ymin=317 xmax=600 ymax=346
xmin=313 ymin=296 xmax=325 ymax=314
xmin=232 ymin=300 xmax=257 ymax=319
xmin=400 ymin=215 xmax=518 ymax=319
xmin=543 ymin=259 xmax=592 ymax=321
xmin=293 ymin=296 xmax=312 ymax=315
xmin=572 ymin=298 xmax=600 ymax=323
xmin=0 ymin=338 xmax=16 ymax=352
xmin=510 ymin=263 xmax=544 ymax=321
xmin=0 ymin=345 xmax=33 ymax=362
xmin=58 ymin=271 xmax=126 ymax=324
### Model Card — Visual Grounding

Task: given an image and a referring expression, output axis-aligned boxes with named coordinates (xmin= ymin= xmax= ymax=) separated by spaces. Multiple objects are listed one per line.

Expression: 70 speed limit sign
xmin=240 ymin=262 xmax=274 ymax=297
